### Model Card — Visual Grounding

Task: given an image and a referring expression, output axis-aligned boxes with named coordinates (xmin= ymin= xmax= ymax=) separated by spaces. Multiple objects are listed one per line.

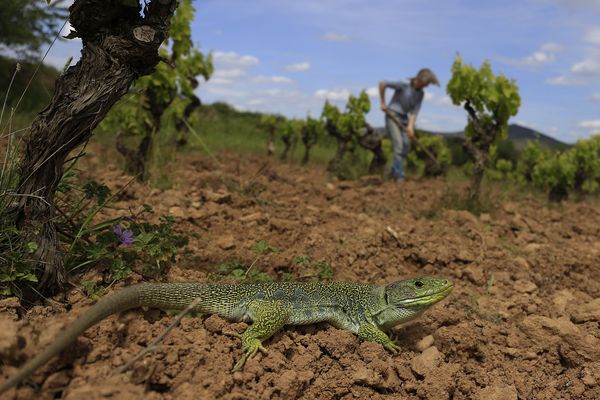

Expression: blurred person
xmin=379 ymin=68 xmax=439 ymax=182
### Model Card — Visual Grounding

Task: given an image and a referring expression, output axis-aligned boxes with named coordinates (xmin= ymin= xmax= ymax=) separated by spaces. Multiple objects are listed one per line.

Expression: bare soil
xmin=1 ymin=147 xmax=600 ymax=400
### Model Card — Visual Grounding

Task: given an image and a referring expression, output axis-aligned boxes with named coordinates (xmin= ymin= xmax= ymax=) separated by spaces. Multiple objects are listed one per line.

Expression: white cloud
xmin=204 ymin=86 xmax=248 ymax=98
xmin=212 ymin=51 xmax=259 ymax=69
xmin=571 ymin=57 xmax=600 ymax=76
xmin=499 ymin=42 xmax=561 ymax=69
xmin=579 ymin=119 xmax=600 ymax=130
xmin=286 ymin=62 xmax=311 ymax=72
xmin=247 ymin=98 xmax=265 ymax=106
xmin=213 ymin=68 xmax=246 ymax=79
xmin=251 ymin=75 xmax=293 ymax=84
xmin=585 ymin=27 xmax=600 ymax=44
xmin=515 ymin=119 xmax=538 ymax=128
xmin=365 ymin=86 xmax=379 ymax=97
xmin=545 ymin=75 xmax=586 ymax=85
xmin=209 ymin=78 xmax=234 ymax=85
xmin=321 ymin=32 xmax=351 ymax=43
xmin=315 ymin=88 xmax=351 ymax=101
xmin=591 ymin=93 xmax=600 ymax=101
xmin=425 ymin=91 xmax=454 ymax=106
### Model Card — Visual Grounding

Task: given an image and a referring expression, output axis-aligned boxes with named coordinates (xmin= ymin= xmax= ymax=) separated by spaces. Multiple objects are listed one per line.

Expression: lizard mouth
xmin=398 ymin=282 xmax=454 ymax=307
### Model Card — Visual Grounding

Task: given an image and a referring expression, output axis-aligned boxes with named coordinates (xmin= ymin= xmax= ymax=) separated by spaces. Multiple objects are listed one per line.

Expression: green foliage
xmin=493 ymin=139 xmax=518 ymax=169
xmin=80 ymin=280 xmax=105 ymax=300
xmin=260 ymin=114 xmax=282 ymax=131
xmin=446 ymin=56 xmax=521 ymax=198
xmin=300 ymin=115 xmax=325 ymax=163
xmin=0 ymin=152 xmax=189 ymax=296
xmin=531 ymin=135 xmax=600 ymax=201
xmin=517 ymin=139 xmax=548 ymax=182
xmin=446 ymin=137 xmax=469 ymax=166
xmin=254 ymin=240 xmax=280 ymax=254
xmin=447 ymin=57 xmax=521 ymax=133
xmin=0 ymin=0 xmax=68 ymax=58
xmin=418 ymin=187 xmax=498 ymax=219
xmin=302 ymin=116 xmax=325 ymax=145
xmin=100 ymin=0 xmax=213 ymax=181
xmin=570 ymin=135 xmax=600 ymax=193
xmin=407 ymin=132 xmax=451 ymax=177
xmin=293 ymin=256 xmax=335 ymax=280
xmin=280 ymin=118 xmax=302 ymax=159
xmin=532 ymin=151 xmax=575 ymax=202
xmin=486 ymin=158 xmax=514 ymax=181
xmin=213 ymin=260 xmax=274 ymax=282
xmin=315 ymin=262 xmax=334 ymax=280
xmin=292 ymin=255 xmax=311 ymax=266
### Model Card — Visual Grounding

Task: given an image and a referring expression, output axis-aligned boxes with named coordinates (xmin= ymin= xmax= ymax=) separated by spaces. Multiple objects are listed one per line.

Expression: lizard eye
xmin=415 ymin=281 xmax=424 ymax=288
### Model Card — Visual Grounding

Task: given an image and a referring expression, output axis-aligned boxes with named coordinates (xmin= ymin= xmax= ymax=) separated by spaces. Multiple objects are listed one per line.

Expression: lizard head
xmin=382 ymin=276 xmax=453 ymax=322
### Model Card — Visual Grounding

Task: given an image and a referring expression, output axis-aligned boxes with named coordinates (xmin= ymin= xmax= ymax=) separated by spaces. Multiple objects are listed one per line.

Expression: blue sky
xmin=50 ymin=0 xmax=600 ymax=142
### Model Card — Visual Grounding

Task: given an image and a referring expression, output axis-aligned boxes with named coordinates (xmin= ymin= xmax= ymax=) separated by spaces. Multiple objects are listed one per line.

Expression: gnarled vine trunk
xmin=12 ymin=0 xmax=179 ymax=293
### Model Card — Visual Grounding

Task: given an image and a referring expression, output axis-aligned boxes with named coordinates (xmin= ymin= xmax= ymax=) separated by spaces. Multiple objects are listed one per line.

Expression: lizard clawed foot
xmin=223 ymin=330 xmax=242 ymax=339
xmin=231 ymin=338 xmax=268 ymax=372
xmin=384 ymin=341 xmax=401 ymax=354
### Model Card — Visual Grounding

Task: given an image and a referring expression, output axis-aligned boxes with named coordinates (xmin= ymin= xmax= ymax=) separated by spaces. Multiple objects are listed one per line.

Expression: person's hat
xmin=415 ymin=68 xmax=440 ymax=86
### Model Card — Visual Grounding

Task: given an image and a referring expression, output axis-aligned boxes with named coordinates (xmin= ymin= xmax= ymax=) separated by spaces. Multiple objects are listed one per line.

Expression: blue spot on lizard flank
xmin=255 ymin=292 xmax=265 ymax=300
xmin=294 ymin=288 xmax=304 ymax=296
xmin=272 ymin=289 xmax=285 ymax=300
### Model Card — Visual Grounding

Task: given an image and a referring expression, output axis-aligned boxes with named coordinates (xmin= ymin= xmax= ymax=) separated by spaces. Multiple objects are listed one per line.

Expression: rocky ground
xmin=1 ymin=147 xmax=599 ymax=399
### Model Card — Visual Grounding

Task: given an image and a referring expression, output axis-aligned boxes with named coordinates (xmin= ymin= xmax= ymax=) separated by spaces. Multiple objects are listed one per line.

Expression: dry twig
xmin=113 ymin=297 xmax=202 ymax=375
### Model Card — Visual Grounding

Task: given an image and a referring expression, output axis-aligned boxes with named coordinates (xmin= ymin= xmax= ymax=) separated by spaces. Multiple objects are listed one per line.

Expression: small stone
xmin=216 ymin=234 xmax=236 ymax=250
xmin=415 ymin=335 xmax=434 ymax=351
xmin=479 ymin=213 xmax=491 ymax=223
xmin=202 ymin=190 xmax=231 ymax=204
xmin=302 ymin=217 xmax=315 ymax=225
xmin=581 ymin=364 xmax=599 ymax=386
xmin=169 ymin=206 xmax=185 ymax=218
xmin=325 ymin=183 xmax=335 ymax=190
xmin=571 ymin=298 xmax=600 ymax=323
xmin=514 ymin=280 xmax=537 ymax=293
xmin=457 ymin=249 xmax=476 ymax=263
xmin=513 ymin=256 xmax=529 ymax=270
xmin=463 ymin=265 xmax=486 ymax=285
xmin=523 ymin=243 xmax=542 ymax=253
xmin=476 ymin=384 xmax=518 ymax=400
xmin=410 ymin=346 xmax=442 ymax=377
xmin=203 ymin=315 xmax=227 ymax=334
xmin=361 ymin=227 xmax=376 ymax=236
xmin=552 ymin=289 xmax=575 ymax=315
xmin=239 ymin=212 xmax=265 ymax=223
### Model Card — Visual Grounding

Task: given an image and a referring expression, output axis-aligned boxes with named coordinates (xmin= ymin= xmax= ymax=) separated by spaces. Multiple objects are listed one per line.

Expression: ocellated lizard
xmin=0 ymin=276 xmax=453 ymax=393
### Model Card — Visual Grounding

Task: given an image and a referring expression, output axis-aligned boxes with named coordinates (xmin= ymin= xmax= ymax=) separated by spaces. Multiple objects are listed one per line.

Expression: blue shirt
xmin=384 ymin=80 xmax=424 ymax=116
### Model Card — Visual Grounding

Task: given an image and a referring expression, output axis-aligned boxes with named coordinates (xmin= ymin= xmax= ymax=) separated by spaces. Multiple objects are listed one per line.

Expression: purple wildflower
xmin=114 ymin=224 xmax=134 ymax=246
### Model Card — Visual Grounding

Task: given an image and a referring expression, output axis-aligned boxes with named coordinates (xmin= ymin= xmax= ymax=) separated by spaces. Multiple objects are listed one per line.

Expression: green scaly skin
xmin=0 ymin=276 xmax=452 ymax=393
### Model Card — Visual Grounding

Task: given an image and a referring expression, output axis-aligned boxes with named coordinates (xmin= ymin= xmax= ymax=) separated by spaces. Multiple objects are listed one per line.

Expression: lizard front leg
xmin=232 ymin=300 xmax=289 ymax=371
xmin=357 ymin=322 xmax=401 ymax=354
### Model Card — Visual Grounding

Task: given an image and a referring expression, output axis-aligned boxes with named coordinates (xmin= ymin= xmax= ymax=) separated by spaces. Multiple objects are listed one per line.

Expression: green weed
xmin=254 ymin=240 xmax=280 ymax=254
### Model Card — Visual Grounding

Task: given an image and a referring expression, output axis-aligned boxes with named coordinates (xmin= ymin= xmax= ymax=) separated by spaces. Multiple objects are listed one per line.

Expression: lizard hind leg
xmin=232 ymin=300 xmax=289 ymax=371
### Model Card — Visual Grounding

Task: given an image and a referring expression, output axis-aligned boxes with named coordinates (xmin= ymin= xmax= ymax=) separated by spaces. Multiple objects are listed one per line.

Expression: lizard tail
xmin=0 ymin=283 xmax=208 ymax=394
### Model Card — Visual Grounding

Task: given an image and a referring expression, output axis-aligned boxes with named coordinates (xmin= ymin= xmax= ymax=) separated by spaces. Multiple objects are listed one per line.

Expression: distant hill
xmin=406 ymin=123 xmax=568 ymax=151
